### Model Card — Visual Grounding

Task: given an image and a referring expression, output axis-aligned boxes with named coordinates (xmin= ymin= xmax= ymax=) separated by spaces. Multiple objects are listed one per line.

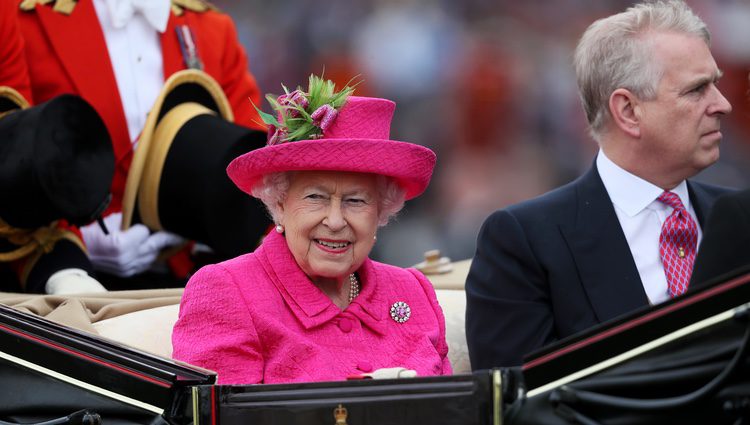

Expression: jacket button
xmin=357 ymin=361 xmax=373 ymax=372
xmin=339 ymin=318 xmax=352 ymax=333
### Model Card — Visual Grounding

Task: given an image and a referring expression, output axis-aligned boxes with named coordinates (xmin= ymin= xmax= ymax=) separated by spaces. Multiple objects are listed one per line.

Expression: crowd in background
xmin=213 ymin=0 xmax=750 ymax=267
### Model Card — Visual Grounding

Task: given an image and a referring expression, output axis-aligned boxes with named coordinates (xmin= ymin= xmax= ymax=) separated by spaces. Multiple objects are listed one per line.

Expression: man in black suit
xmin=466 ymin=0 xmax=733 ymax=369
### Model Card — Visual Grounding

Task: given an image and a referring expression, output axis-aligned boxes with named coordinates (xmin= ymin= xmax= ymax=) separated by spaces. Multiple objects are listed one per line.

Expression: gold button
xmin=678 ymin=247 xmax=685 ymax=258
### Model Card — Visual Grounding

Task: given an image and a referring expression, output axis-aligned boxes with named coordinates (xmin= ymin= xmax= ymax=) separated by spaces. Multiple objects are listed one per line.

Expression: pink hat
xmin=227 ymin=95 xmax=436 ymax=200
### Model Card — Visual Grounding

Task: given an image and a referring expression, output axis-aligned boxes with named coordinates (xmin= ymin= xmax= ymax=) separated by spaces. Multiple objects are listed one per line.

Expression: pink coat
xmin=172 ymin=231 xmax=452 ymax=384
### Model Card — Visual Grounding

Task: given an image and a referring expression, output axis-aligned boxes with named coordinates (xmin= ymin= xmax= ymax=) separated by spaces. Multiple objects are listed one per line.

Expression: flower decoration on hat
xmin=254 ymin=74 xmax=360 ymax=145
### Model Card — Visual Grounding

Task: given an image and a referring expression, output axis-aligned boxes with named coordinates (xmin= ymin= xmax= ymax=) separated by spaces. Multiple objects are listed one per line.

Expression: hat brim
xmin=137 ymin=102 xmax=217 ymax=231
xmin=121 ymin=70 xmax=233 ymax=230
xmin=227 ymin=138 xmax=436 ymax=200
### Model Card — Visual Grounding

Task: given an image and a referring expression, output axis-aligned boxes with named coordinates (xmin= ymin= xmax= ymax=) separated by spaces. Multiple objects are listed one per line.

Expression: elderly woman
xmin=171 ymin=75 xmax=451 ymax=384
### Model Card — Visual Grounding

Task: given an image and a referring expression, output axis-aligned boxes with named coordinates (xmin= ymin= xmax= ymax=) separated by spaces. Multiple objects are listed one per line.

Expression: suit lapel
xmin=688 ymin=181 xmax=714 ymax=226
xmin=560 ymin=165 xmax=649 ymax=323
xmin=35 ymin=0 xmax=130 ymax=163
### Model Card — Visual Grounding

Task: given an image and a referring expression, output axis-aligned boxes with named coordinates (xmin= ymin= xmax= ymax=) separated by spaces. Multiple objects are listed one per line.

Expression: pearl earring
xmin=275 ymin=224 xmax=284 ymax=234
xmin=373 ymin=234 xmax=377 ymax=242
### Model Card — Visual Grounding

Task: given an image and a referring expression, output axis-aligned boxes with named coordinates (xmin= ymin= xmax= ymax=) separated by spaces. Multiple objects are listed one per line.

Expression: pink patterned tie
xmin=657 ymin=191 xmax=698 ymax=297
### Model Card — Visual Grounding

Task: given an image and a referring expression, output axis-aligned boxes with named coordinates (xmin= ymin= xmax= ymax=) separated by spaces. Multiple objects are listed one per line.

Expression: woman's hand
xmin=363 ymin=367 xmax=417 ymax=379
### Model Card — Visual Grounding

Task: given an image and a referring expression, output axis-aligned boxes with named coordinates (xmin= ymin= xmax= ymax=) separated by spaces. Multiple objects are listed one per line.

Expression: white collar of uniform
xmin=103 ymin=0 xmax=171 ymax=33
xmin=597 ymin=149 xmax=691 ymax=217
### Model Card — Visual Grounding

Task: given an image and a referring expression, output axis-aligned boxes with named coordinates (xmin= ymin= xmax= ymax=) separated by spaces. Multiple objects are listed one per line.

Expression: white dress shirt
xmin=93 ymin=0 xmax=170 ymax=144
xmin=597 ymin=150 xmax=703 ymax=305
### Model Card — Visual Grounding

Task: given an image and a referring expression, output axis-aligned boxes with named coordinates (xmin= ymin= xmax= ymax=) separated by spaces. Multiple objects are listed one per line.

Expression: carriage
xmin=2 ymin=261 xmax=750 ymax=424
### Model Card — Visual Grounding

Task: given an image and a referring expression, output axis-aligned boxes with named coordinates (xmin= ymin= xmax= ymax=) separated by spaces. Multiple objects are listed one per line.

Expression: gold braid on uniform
xmin=0 ymin=86 xmax=30 ymax=119
xmin=20 ymin=0 xmax=218 ymax=17
xmin=19 ymin=0 xmax=77 ymax=15
xmin=171 ymin=0 xmax=218 ymax=16
xmin=0 ymin=217 xmax=87 ymax=289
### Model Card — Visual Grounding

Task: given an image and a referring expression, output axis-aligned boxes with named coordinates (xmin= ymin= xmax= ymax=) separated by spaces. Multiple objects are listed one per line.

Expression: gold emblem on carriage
xmin=334 ymin=403 xmax=348 ymax=425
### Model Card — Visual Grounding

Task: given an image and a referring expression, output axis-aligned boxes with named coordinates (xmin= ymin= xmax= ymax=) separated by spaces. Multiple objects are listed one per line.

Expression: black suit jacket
xmin=690 ymin=189 xmax=750 ymax=287
xmin=465 ymin=163 xmax=729 ymax=369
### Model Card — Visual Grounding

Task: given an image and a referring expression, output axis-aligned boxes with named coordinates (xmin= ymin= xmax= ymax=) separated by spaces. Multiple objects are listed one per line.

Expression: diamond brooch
xmin=390 ymin=301 xmax=411 ymax=323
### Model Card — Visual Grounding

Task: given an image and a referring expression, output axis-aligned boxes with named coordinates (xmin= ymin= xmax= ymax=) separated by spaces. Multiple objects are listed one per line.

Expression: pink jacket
xmin=172 ymin=231 xmax=452 ymax=384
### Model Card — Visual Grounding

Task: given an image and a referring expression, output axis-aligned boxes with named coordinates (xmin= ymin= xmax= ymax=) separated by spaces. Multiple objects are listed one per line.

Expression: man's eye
xmin=690 ymin=83 xmax=708 ymax=94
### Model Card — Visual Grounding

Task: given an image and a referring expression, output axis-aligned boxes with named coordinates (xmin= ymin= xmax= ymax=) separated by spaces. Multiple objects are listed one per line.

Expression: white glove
xmin=80 ymin=212 xmax=185 ymax=277
xmin=45 ymin=268 xmax=107 ymax=295
xmin=363 ymin=367 xmax=418 ymax=379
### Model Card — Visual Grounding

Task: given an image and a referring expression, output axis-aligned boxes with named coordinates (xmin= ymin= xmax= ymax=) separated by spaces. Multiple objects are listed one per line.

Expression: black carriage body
xmin=4 ymin=269 xmax=750 ymax=424
xmin=0 ymin=302 xmax=504 ymax=425
xmin=0 ymin=303 xmax=214 ymax=424
xmin=194 ymin=371 xmax=500 ymax=425
xmin=507 ymin=269 xmax=750 ymax=424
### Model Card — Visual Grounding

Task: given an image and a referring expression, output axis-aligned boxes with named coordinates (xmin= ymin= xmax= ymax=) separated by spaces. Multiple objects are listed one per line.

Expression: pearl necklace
xmin=348 ymin=273 xmax=360 ymax=303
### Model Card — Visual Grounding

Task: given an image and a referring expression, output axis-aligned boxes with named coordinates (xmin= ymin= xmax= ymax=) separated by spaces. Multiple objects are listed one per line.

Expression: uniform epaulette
xmin=171 ymin=0 xmax=219 ymax=16
xmin=18 ymin=0 xmax=218 ymax=16
xmin=19 ymin=0 xmax=76 ymax=15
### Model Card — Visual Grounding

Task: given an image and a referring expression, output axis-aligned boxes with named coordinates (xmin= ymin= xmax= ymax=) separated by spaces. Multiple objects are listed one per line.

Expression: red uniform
xmin=0 ymin=5 xmax=81 ymax=292
xmin=17 ymin=0 xmax=265 ymax=212
xmin=0 ymin=0 xmax=31 ymax=100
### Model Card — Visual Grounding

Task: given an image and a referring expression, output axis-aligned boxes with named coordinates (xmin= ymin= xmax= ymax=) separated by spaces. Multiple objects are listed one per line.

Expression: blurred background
xmin=213 ymin=0 xmax=750 ymax=267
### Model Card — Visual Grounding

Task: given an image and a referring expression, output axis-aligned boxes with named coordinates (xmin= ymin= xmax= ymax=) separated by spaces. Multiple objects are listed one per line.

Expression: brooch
xmin=390 ymin=301 xmax=411 ymax=323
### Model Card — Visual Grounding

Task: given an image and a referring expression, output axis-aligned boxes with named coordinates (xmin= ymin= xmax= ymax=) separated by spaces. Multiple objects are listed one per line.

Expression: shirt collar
xmin=597 ymin=150 xmax=691 ymax=216
xmin=101 ymin=0 xmax=171 ymax=33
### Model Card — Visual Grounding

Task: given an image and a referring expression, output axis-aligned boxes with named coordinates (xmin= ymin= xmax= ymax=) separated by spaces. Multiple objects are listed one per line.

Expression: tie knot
xmin=657 ymin=191 xmax=686 ymax=212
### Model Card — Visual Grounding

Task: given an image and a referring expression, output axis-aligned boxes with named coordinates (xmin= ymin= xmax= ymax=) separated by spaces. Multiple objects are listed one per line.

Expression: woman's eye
xmin=346 ymin=198 xmax=366 ymax=204
xmin=305 ymin=193 xmax=324 ymax=200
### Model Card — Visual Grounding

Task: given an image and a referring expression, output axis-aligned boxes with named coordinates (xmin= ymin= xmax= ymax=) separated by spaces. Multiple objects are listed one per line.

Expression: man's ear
xmin=609 ymin=88 xmax=641 ymax=138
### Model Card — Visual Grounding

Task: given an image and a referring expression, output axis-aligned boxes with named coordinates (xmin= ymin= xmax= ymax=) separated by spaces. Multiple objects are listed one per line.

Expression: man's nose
xmin=710 ymin=85 xmax=732 ymax=116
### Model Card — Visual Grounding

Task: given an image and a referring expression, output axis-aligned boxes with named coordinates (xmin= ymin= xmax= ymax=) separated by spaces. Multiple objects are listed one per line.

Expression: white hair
xmin=574 ymin=0 xmax=710 ymax=141
xmin=252 ymin=172 xmax=406 ymax=227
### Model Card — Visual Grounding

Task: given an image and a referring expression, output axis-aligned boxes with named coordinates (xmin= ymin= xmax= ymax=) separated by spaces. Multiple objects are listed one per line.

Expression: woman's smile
xmin=314 ymin=238 xmax=352 ymax=253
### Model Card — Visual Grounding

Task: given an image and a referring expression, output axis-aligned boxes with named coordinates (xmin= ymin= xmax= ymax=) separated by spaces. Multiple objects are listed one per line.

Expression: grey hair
xmin=252 ymin=172 xmax=406 ymax=227
xmin=574 ymin=0 xmax=710 ymax=141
